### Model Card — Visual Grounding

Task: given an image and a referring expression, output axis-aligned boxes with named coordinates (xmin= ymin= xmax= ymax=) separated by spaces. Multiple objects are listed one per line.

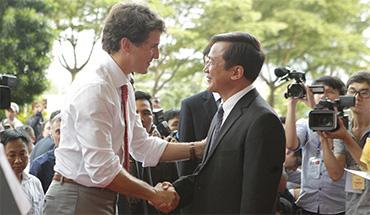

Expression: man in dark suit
xmin=177 ymin=90 xmax=218 ymax=177
xmin=166 ymin=32 xmax=285 ymax=214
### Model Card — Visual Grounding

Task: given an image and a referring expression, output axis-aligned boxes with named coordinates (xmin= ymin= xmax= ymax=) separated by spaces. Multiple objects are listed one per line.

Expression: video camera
xmin=152 ymin=108 xmax=172 ymax=137
xmin=0 ymin=74 xmax=17 ymax=109
xmin=308 ymin=96 xmax=355 ymax=131
xmin=275 ymin=67 xmax=324 ymax=98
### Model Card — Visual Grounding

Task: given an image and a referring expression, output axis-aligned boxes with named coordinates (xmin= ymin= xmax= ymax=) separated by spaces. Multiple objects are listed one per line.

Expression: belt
xmin=53 ymin=173 xmax=77 ymax=184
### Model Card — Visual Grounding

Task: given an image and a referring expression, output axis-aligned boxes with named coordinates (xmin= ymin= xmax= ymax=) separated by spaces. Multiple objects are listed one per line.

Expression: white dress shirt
xmin=221 ymin=85 xmax=255 ymax=125
xmin=55 ymin=52 xmax=168 ymax=187
xmin=21 ymin=172 xmax=44 ymax=215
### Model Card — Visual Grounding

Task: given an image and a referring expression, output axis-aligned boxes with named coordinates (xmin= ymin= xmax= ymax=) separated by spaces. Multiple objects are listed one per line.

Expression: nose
xmin=152 ymin=47 xmax=159 ymax=59
xmin=14 ymin=155 xmax=23 ymax=164
xmin=355 ymin=93 xmax=362 ymax=102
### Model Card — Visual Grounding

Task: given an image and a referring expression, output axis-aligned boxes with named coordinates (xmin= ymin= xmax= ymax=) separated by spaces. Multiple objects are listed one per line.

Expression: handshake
xmin=149 ymin=181 xmax=180 ymax=213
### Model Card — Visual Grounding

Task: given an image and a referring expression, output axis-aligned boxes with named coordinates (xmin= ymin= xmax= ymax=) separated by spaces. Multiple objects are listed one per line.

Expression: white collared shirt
xmin=212 ymin=92 xmax=221 ymax=106
xmin=54 ymin=52 xmax=167 ymax=188
xmin=221 ymin=85 xmax=255 ymax=125
xmin=21 ymin=172 xmax=44 ymax=215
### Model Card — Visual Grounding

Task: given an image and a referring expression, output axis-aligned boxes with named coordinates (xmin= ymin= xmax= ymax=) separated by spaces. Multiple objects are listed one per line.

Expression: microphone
xmin=274 ymin=67 xmax=290 ymax=77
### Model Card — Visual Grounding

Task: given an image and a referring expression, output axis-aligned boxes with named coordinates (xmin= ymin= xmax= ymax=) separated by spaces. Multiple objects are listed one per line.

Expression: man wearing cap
xmin=2 ymin=102 xmax=23 ymax=129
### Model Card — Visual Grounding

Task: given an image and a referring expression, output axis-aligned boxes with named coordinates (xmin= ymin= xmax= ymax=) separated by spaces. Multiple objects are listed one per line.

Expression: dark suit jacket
xmin=177 ymin=90 xmax=218 ymax=176
xmin=173 ymin=89 xmax=285 ymax=214
xmin=29 ymin=135 xmax=54 ymax=162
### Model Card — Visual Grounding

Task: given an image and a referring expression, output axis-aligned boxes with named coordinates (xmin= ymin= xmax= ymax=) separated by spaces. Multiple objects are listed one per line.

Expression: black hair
xmin=346 ymin=71 xmax=370 ymax=88
xmin=163 ymin=109 xmax=180 ymax=122
xmin=16 ymin=125 xmax=34 ymax=146
xmin=312 ymin=76 xmax=346 ymax=95
xmin=208 ymin=32 xmax=265 ymax=82
xmin=50 ymin=110 xmax=61 ymax=121
xmin=135 ymin=91 xmax=153 ymax=110
xmin=0 ymin=128 xmax=29 ymax=149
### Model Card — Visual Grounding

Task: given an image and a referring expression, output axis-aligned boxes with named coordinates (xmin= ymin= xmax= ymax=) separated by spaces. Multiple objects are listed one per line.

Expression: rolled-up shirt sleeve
xmin=130 ymin=113 xmax=168 ymax=167
xmin=72 ymin=83 xmax=122 ymax=186
xmin=296 ymin=119 xmax=309 ymax=148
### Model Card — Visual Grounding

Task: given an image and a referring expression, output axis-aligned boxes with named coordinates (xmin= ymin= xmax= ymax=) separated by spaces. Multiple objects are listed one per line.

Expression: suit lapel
xmin=202 ymin=89 xmax=259 ymax=165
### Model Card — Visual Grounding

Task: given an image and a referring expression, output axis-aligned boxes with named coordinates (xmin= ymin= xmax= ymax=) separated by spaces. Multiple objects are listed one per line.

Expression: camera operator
xmin=318 ymin=71 xmax=370 ymax=214
xmin=285 ymin=76 xmax=347 ymax=215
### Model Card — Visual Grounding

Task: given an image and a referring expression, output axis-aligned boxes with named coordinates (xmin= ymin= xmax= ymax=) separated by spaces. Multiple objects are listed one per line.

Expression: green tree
xmin=135 ymin=0 xmax=283 ymax=109
xmin=50 ymin=0 xmax=115 ymax=80
xmin=138 ymin=0 xmax=370 ymax=112
xmin=0 ymin=0 xmax=55 ymax=105
xmin=134 ymin=0 xmax=208 ymax=107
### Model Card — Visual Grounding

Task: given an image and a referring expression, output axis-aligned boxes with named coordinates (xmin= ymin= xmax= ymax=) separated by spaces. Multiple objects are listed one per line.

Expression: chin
xmin=136 ymin=69 xmax=148 ymax=74
xmin=207 ymin=85 xmax=217 ymax=93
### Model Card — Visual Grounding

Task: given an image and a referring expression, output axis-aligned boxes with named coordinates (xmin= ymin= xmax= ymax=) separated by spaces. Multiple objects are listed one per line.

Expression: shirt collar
xmin=102 ymin=51 xmax=130 ymax=88
xmin=21 ymin=171 xmax=30 ymax=182
xmin=213 ymin=92 xmax=221 ymax=102
xmin=222 ymin=84 xmax=255 ymax=119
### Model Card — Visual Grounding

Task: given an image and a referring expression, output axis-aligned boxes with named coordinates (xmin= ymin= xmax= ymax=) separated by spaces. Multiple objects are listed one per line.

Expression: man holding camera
xmin=318 ymin=71 xmax=370 ymax=214
xmin=285 ymin=76 xmax=347 ymax=214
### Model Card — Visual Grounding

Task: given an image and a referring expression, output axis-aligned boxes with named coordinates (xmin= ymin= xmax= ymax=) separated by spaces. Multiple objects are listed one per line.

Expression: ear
xmin=230 ymin=65 xmax=245 ymax=80
xmin=119 ymin=37 xmax=131 ymax=53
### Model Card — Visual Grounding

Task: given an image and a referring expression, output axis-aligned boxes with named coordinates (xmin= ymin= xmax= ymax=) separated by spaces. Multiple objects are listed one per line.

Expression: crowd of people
xmin=0 ymin=2 xmax=369 ymax=215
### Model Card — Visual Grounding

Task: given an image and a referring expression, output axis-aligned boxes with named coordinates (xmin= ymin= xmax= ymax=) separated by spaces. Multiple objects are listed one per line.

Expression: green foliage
xmin=135 ymin=0 xmax=207 ymax=100
xmin=137 ymin=0 xmax=370 ymax=110
xmin=0 ymin=0 xmax=54 ymax=105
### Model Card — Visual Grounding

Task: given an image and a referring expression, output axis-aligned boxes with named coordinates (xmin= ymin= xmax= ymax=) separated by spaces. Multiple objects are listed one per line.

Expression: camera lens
xmin=317 ymin=115 xmax=333 ymax=127
xmin=309 ymin=110 xmax=336 ymax=131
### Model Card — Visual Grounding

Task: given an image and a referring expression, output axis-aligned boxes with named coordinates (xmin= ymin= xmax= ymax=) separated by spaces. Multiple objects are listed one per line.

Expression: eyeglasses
xmin=347 ymin=88 xmax=370 ymax=98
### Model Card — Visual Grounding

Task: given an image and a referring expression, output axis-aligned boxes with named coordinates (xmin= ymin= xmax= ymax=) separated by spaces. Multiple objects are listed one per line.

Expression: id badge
xmin=309 ymin=156 xmax=321 ymax=179
xmin=345 ymin=171 xmax=365 ymax=193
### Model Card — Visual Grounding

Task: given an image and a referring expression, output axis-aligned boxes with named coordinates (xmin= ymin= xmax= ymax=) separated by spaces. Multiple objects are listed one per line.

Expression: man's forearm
xmin=160 ymin=141 xmax=205 ymax=162
xmin=106 ymin=169 xmax=156 ymax=200
xmin=285 ymin=101 xmax=299 ymax=150
xmin=342 ymin=134 xmax=365 ymax=168
xmin=321 ymin=142 xmax=345 ymax=181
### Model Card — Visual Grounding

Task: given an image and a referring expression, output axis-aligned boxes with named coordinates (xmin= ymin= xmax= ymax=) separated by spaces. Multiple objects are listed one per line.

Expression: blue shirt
xmin=29 ymin=149 xmax=55 ymax=193
xmin=295 ymin=119 xmax=346 ymax=214
xmin=29 ymin=136 xmax=54 ymax=162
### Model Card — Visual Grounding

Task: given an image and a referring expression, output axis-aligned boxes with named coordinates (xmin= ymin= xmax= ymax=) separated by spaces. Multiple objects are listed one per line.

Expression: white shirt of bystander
xmin=21 ymin=172 xmax=44 ymax=215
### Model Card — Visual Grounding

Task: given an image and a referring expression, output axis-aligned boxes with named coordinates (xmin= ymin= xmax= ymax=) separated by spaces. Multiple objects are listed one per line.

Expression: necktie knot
xmin=216 ymin=98 xmax=222 ymax=108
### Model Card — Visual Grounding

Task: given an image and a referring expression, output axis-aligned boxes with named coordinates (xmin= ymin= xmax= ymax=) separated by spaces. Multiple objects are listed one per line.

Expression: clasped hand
xmin=149 ymin=181 xmax=179 ymax=213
